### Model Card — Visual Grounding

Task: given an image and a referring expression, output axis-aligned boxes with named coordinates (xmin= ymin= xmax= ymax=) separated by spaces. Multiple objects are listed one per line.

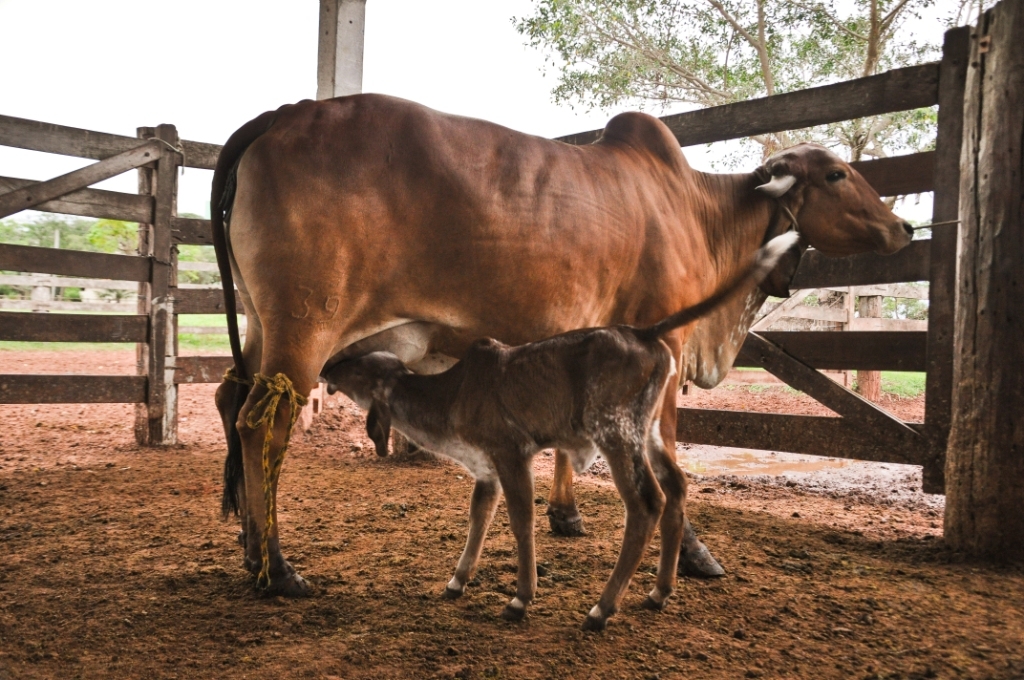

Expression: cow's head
xmin=322 ymin=352 xmax=409 ymax=457
xmin=756 ymin=143 xmax=913 ymax=257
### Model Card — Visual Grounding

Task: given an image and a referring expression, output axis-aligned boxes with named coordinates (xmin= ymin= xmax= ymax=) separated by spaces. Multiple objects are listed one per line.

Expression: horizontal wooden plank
xmin=0 ymin=273 xmax=141 ymax=291
xmin=735 ymin=331 xmax=927 ymax=371
xmin=0 ymin=142 xmax=162 ymax=220
xmin=0 ymin=299 xmax=138 ymax=313
xmin=0 ymin=311 xmax=147 ymax=342
xmin=823 ymin=283 xmax=929 ymax=298
xmin=675 ymin=408 xmax=925 ymax=465
xmin=173 ymin=356 xmax=233 ymax=384
xmin=0 ymin=374 xmax=147 ymax=403
xmin=790 ymin=239 xmax=930 ymax=289
xmin=0 ymin=243 xmax=151 ymax=281
xmin=174 ymin=288 xmax=243 ymax=315
xmin=850 ymin=152 xmax=935 ymax=197
xmin=177 ymin=261 xmax=219 ymax=272
xmin=851 ymin=317 xmax=927 ymax=332
xmin=558 ymin=63 xmax=940 ymax=147
xmin=0 ymin=114 xmax=146 ymax=161
xmin=180 ymin=140 xmax=220 ymax=170
xmin=0 ymin=175 xmax=152 ymax=223
xmin=171 ymin=216 xmax=213 ymax=245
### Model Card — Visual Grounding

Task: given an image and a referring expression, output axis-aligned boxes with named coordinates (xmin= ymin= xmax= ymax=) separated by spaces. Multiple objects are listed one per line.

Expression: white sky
xmin=0 ymin=0 xmax=948 ymax=220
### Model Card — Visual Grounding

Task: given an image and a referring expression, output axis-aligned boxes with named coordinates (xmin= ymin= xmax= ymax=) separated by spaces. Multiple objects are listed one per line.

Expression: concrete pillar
xmin=317 ymin=0 xmax=366 ymax=99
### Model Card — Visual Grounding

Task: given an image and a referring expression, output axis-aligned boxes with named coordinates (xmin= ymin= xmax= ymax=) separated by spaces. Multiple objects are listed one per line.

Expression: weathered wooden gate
xmin=560 ymin=26 xmax=969 ymax=494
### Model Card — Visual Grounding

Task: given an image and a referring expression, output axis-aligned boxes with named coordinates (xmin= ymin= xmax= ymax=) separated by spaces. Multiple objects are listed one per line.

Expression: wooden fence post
xmin=922 ymin=26 xmax=970 ymax=493
xmin=944 ymin=0 xmax=1024 ymax=560
xmin=855 ymin=294 xmax=883 ymax=400
xmin=134 ymin=124 xmax=179 ymax=445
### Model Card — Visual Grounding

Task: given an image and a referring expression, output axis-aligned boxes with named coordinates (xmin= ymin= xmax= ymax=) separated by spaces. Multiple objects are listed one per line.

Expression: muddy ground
xmin=1 ymin=351 xmax=1022 ymax=680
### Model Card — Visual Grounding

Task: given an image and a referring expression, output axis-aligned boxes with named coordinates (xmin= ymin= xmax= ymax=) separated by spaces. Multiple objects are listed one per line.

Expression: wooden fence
xmin=0 ymin=25 xmax=966 ymax=490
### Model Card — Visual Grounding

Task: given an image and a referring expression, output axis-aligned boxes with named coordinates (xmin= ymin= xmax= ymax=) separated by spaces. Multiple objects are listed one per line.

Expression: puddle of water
xmin=681 ymin=450 xmax=851 ymax=477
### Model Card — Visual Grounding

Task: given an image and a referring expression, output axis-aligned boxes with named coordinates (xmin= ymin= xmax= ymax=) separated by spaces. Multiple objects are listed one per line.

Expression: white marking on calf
xmin=508 ymin=597 xmax=526 ymax=611
xmin=447 ymin=576 xmax=464 ymax=592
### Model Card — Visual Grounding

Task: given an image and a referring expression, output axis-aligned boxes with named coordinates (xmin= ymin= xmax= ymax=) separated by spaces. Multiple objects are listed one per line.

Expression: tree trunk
xmin=944 ymin=0 xmax=1024 ymax=561
xmin=855 ymin=295 xmax=883 ymax=401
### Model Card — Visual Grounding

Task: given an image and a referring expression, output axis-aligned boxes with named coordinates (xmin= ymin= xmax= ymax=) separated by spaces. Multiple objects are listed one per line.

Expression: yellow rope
xmin=244 ymin=372 xmax=308 ymax=589
xmin=223 ymin=366 xmax=253 ymax=386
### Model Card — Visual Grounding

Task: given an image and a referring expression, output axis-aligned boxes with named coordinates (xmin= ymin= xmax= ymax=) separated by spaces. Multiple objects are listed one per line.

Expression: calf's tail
xmin=637 ymin=231 xmax=801 ymax=341
xmin=211 ymin=107 xmax=285 ymax=517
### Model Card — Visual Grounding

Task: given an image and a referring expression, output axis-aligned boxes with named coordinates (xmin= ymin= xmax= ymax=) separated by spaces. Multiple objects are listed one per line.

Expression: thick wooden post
xmin=317 ymin=0 xmax=366 ymax=99
xmin=922 ymin=26 xmax=970 ymax=493
xmin=134 ymin=124 xmax=179 ymax=446
xmin=944 ymin=0 xmax=1024 ymax=561
xmin=855 ymin=295 xmax=883 ymax=400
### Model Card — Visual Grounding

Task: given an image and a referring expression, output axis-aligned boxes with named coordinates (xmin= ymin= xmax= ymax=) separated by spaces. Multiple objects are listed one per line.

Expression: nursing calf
xmin=322 ymin=232 xmax=798 ymax=630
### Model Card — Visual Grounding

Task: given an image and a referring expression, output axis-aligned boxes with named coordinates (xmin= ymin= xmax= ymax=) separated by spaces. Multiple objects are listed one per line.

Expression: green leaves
xmin=516 ymin=0 xmax=944 ymax=163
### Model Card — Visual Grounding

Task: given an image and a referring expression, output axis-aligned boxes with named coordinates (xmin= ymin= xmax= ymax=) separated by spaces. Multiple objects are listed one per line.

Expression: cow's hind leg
xmin=237 ymin=350 xmax=322 ymax=597
xmin=583 ymin=431 xmax=665 ymax=632
xmin=444 ymin=478 xmax=501 ymax=599
xmin=546 ymin=450 xmax=585 ymax=536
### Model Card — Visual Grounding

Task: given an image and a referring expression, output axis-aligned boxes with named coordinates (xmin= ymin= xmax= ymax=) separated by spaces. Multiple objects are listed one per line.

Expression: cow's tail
xmin=211 ymin=108 xmax=283 ymax=518
xmin=636 ymin=231 xmax=801 ymax=341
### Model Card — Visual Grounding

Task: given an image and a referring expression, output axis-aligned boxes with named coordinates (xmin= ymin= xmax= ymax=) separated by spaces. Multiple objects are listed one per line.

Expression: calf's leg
xmin=496 ymin=459 xmax=537 ymax=621
xmin=583 ymin=434 xmax=665 ymax=632
xmin=546 ymin=450 xmax=585 ymax=535
xmin=444 ymin=478 xmax=501 ymax=599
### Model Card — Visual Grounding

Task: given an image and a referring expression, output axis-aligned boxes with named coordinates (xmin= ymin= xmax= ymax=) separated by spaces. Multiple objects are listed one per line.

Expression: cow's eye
xmin=826 ymin=170 xmax=846 ymax=183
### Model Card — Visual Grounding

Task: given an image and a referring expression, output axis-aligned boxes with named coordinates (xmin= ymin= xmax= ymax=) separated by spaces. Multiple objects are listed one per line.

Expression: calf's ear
xmin=366 ymin=399 xmax=391 ymax=457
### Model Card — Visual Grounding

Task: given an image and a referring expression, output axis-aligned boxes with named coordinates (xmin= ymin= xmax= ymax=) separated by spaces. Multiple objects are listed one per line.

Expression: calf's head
xmin=756 ymin=143 xmax=913 ymax=257
xmin=322 ymin=352 xmax=409 ymax=457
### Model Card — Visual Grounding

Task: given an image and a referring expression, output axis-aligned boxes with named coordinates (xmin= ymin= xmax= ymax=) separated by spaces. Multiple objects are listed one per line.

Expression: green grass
xmin=0 ymin=313 xmax=239 ymax=353
xmin=879 ymin=371 xmax=926 ymax=398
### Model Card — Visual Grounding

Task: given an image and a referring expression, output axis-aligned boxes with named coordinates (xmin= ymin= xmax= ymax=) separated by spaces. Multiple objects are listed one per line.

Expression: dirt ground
xmin=1 ymin=351 xmax=1022 ymax=680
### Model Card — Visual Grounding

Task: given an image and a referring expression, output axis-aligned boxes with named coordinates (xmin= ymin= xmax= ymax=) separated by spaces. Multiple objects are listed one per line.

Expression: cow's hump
xmin=598 ymin=112 xmax=687 ymax=173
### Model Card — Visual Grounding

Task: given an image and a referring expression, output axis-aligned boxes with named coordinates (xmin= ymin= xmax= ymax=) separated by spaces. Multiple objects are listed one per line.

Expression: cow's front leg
xmin=659 ymin=382 xmax=725 ymax=578
xmin=546 ymin=450 xmax=585 ymax=536
xmin=237 ymin=371 xmax=313 ymax=597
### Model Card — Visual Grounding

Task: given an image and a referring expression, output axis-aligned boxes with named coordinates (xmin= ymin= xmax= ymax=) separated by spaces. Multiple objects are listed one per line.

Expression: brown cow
xmin=211 ymin=94 xmax=912 ymax=596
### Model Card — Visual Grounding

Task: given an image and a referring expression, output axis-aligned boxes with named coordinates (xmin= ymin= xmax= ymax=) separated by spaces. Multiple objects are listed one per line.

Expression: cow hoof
xmin=641 ymin=596 xmax=667 ymax=612
xmin=678 ymin=541 xmax=726 ymax=578
xmin=442 ymin=587 xmax=464 ymax=600
xmin=546 ymin=507 xmax=586 ymax=537
xmin=500 ymin=604 xmax=526 ymax=622
xmin=581 ymin=615 xmax=606 ymax=632
xmin=262 ymin=571 xmax=311 ymax=598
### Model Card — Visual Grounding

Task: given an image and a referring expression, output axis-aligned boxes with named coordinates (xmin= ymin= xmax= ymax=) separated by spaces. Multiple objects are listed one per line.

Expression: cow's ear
xmin=366 ymin=398 xmax=391 ymax=457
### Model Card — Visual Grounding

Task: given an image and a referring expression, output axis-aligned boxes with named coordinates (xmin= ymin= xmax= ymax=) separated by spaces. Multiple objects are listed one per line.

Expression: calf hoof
xmin=546 ymin=507 xmax=586 ymax=537
xmin=243 ymin=556 xmax=260 ymax=576
xmin=581 ymin=615 xmax=606 ymax=632
xmin=237 ymin=530 xmax=247 ymax=548
xmin=261 ymin=571 xmax=311 ymax=598
xmin=678 ymin=541 xmax=725 ymax=578
xmin=500 ymin=598 xmax=527 ymax=622
xmin=641 ymin=596 xmax=667 ymax=612
xmin=442 ymin=586 xmax=464 ymax=600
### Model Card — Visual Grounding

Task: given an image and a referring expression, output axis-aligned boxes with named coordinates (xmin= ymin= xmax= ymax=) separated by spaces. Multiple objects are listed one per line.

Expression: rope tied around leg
xmin=245 ymin=372 xmax=308 ymax=589
xmin=223 ymin=366 xmax=253 ymax=386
